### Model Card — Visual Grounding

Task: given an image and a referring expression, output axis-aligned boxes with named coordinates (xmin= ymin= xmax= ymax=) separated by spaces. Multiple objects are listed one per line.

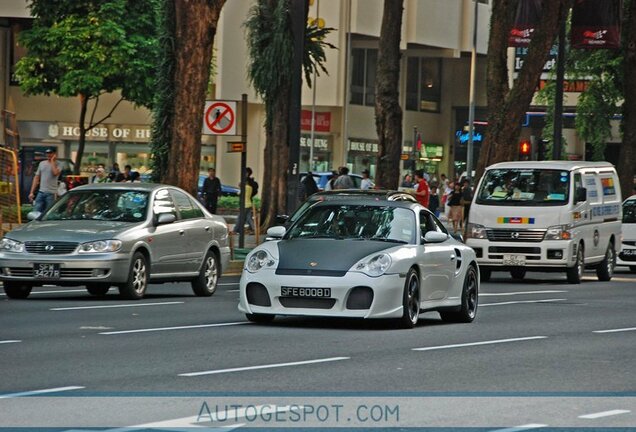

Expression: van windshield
xmin=476 ymin=169 xmax=570 ymax=206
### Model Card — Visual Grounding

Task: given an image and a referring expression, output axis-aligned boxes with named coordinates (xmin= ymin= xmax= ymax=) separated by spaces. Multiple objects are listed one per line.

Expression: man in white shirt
xmin=360 ymin=169 xmax=374 ymax=190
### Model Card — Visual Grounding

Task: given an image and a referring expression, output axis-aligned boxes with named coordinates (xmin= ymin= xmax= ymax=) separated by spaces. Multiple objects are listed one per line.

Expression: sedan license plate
xmin=33 ymin=263 xmax=60 ymax=279
xmin=503 ymin=255 xmax=526 ymax=266
xmin=280 ymin=286 xmax=331 ymax=298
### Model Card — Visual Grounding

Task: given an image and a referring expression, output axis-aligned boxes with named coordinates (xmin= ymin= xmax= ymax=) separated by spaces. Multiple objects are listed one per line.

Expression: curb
xmin=225 ymin=259 xmax=245 ymax=276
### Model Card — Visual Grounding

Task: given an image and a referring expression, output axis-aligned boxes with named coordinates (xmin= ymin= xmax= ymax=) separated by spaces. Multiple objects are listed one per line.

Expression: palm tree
xmin=245 ymin=0 xmax=334 ymax=227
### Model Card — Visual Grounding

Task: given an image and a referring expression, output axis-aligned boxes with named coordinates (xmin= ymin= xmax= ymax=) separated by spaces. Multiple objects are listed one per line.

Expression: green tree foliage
xmin=16 ymin=0 xmax=159 ymax=173
xmin=245 ymin=0 xmax=334 ymax=227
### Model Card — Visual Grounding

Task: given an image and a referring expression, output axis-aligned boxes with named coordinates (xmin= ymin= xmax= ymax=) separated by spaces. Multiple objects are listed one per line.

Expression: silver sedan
xmin=0 ymin=183 xmax=230 ymax=299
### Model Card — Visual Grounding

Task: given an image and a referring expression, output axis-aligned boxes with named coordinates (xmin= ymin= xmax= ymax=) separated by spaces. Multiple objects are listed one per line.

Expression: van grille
xmin=486 ymin=229 xmax=546 ymax=242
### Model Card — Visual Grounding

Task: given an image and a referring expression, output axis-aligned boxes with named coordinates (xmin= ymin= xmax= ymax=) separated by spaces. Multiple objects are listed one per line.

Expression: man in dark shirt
xmin=202 ymin=168 xmax=222 ymax=214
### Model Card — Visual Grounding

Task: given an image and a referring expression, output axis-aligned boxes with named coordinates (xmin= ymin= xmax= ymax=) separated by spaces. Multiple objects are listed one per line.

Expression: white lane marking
xmin=584 ymin=276 xmax=635 ymax=283
xmin=593 ymin=327 xmax=636 ymax=334
xmin=51 ymin=301 xmax=184 ymax=311
xmin=490 ymin=424 xmax=548 ymax=432
xmin=0 ymin=386 xmax=84 ymax=399
xmin=480 ymin=290 xmax=567 ymax=297
xmin=0 ymin=289 xmax=85 ymax=296
xmin=218 ymin=282 xmax=239 ymax=286
xmin=100 ymin=321 xmax=248 ymax=335
xmin=480 ymin=299 xmax=566 ymax=307
xmin=227 ymin=289 xmax=239 ymax=293
xmin=0 ymin=340 xmax=21 ymax=344
xmin=180 ymin=356 xmax=350 ymax=377
xmin=413 ymin=336 xmax=548 ymax=352
xmin=578 ymin=409 xmax=630 ymax=419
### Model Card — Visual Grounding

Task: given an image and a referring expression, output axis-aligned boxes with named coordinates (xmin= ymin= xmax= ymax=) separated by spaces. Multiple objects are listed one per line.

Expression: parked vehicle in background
xmin=240 ymin=198 xmax=479 ymax=329
xmin=617 ymin=194 xmax=636 ymax=272
xmin=465 ymin=161 xmax=622 ymax=284
xmin=0 ymin=183 xmax=230 ymax=299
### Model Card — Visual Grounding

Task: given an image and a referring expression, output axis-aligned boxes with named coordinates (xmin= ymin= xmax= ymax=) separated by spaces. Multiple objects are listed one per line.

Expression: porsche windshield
xmin=43 ymin=190 xmax=149 ymax=222
xmin=476 ymin=169 xmax=570 ymax=206
xmin=286 ymin=204 xmax=416 ymax=243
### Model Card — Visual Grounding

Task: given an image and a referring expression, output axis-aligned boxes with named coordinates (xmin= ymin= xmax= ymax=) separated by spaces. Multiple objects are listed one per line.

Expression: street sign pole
xmin=239 ymin=94 xmax=247 ymax=248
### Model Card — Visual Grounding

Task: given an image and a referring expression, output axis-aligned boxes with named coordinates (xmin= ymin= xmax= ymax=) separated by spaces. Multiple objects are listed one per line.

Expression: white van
xmin=466 ymin=161 xmax=622 ymax=284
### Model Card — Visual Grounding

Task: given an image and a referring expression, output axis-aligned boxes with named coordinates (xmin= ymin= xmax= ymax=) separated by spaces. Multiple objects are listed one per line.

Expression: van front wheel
xmin=596 ymin=242 xmax=615 ymax=282
xmin=566 ymin=246 xmax=584 ymax=284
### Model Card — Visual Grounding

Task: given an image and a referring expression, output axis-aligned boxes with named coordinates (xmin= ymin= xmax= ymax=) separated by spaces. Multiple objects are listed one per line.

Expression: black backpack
xmin=248 ymin=178 xmax=259 ymax=197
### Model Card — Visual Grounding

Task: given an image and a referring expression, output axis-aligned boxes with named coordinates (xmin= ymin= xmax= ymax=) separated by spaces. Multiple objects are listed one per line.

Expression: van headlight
xmin=355 ymin=253 xmax=392 ymax=277
xmin=545 ymin=225 xmax=572 ymax=240
xmin=247 ymin=250 xmax=275 ymax=273
xmin=79 ymin=240 xmax=122 ymax=253
xmin=466 ymin=223 xmax=487 ymax=239
xmin=0 ymin=238 xmax=24 ymax=253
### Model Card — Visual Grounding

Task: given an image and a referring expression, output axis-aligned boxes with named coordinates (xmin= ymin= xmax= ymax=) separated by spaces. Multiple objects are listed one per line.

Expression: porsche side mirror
xmin=423 ymin=231 xmax=449 ymax=244
xmin=266 ymin=226 xmax=286 ymax=239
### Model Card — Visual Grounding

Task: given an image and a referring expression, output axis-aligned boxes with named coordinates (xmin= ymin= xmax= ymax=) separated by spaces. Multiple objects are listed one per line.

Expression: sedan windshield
xmin=624 ymin=200 xmax=636 ymax=223
xmin=286 ymin=204 xmax=415 ymax=243
xmin=43 ymin=190 xmax=149 ymax=222
xmin=476 ymin=169 xmax=570 ymax=206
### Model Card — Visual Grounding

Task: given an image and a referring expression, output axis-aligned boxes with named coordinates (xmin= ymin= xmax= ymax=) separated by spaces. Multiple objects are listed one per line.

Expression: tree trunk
xmin=165 ymin=0 xmax=226 ymax=196
xmin=261 ymin=87 xmax=291 ymax=227
xmin=74 ymin=93 xmax=89 ymax=175
xmin=620 ymin=0 xmax=636 ymax=198
xmin=374 ymin=0 xmax=404 ymax=190
xmin=476 ymin=0 xmax=572 ymax=181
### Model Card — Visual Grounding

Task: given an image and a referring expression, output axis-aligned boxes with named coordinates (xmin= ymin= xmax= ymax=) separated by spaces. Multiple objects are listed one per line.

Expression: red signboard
xmin=301 ymin=110 xmax=331 ymax=132
xmin=508 ymin=0 xmax=542 ymax=47
xmin=571 ymin=0 xmax=622 ymax=49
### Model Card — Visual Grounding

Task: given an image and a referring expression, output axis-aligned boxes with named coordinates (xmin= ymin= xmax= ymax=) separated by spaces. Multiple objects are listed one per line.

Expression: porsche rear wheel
xmin=397 ymin=268 xmax=420 ymax=329
xmin=440 ymin=265 xmax=478 ymax=323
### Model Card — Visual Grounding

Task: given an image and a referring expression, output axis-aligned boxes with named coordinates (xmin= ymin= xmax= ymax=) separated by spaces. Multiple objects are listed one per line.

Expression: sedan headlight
xmin=0 ymin=238 xmax=24 ymax=253
xmin=545 ymin=225 xmax=572 ymax=240
xmin=466 ymin=223 xmax=487 ymax=239
xmin=247 ymin=250 xmax=275 ymax=273
xmin=355 ymin=253 xmax=392 ymax=277
xmin=79 ymin=240 xmax=123 ymax=253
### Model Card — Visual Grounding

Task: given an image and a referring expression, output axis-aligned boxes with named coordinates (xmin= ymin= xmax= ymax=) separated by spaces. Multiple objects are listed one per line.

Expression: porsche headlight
xmin=79 ymin=240 xmax=122 ymax=253
xmin=0 ymin=238 xmax=24 ymax=253
xmin=544 ymin=225 xmax=572 ymax=241
xmin=355 ymin=253 xmax=392 ymax=277
xmin=466 ymin=223 xmax=487 ymax=239
xmin=247 ymin=249 xmax=275 ymax=273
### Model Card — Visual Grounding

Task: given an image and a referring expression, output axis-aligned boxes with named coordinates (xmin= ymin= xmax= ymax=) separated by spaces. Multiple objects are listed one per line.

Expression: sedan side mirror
xmin=575 ymin=187 xmax=587 ymax=204
xmin=422 ymin=231 xmax=449 ymax=244
xmin=27 ymin=211 xmax=42 ymax=221
xmin=155 ymin=213 xmax=176 ymax=226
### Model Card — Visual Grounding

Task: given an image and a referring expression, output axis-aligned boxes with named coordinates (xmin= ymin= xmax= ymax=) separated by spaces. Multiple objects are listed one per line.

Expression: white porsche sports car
xmin=238 ymin=198 xmax=479 ymax=328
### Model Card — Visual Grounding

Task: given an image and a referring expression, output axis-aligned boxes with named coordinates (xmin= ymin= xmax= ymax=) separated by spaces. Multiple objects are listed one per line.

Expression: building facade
xmin=1 ymin=0 xmax=492 ymax=190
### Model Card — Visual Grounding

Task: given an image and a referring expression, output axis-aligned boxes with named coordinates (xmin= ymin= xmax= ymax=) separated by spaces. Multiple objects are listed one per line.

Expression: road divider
xmin=0 ymin=340 xmax=21 ymax=344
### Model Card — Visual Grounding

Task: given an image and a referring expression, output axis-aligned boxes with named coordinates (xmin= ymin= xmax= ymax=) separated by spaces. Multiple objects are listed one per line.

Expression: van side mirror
xmin=575 ymin=187 xmax=587 ymax=204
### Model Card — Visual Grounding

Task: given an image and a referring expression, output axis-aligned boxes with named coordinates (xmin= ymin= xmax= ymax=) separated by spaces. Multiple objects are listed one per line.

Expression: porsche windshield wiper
xmin=368 ymin=237 xmax=408 ymax=244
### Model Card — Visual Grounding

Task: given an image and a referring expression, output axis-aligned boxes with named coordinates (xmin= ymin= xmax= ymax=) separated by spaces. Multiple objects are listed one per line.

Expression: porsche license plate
xmin=280 ymin=287 xmax=331 ymax=298
xmin=622 ymin=249 xmax=636 ymax=256
xmin=503 ymin=255 xmax=526 ymax=266
xmin=34 ymin=263 xmax=60 ymax=279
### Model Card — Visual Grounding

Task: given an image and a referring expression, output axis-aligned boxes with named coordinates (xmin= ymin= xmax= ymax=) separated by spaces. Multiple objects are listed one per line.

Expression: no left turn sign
xmin=203 ymin=100 xmax=237 ymax=136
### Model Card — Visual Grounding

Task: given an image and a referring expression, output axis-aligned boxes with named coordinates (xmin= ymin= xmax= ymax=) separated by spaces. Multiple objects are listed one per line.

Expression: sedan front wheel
xmin=119 ymin=252 xmax=148 ymax=300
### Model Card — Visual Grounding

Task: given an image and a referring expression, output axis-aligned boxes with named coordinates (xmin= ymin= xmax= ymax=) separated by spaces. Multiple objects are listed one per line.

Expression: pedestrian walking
xmin=429 ymin=185 xmax=440 ymax=216
xmin=299 ymin=172 xmax=319 ymax=201
xmin=333 ymin=166 xmax=354 ymax=189
xmin=448 ymin=182 xmax=464 ymax=234
xmin=233 ymin=169 xmax=255 ymax=235
xmin=360 ymin=169 xmax=374 ymax=190
xmin=413 ymin=170 xmax=430 ymax=208
xmin=29 ymin=147 xmax=61 ymax=213
xmin=202 ymin=168 xmax=222 ymax=214
xmin=461 ymin=178 xmax=474 ymax=224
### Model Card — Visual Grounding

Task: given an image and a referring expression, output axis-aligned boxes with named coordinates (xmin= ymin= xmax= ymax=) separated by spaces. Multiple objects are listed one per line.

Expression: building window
xmin=350 ymin=48 xmax=377 ymax=106
xmin=406 ymin=57 xmax=442 ymax=113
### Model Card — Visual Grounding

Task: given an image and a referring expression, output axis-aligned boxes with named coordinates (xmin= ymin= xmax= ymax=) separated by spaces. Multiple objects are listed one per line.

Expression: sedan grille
xmin=486 ymin=229 xmax=546 ymax=242
xmin=25 ymin=241 xmax=79 ymax=255
xmin=6 ymin=267 xmax=97 ymax=278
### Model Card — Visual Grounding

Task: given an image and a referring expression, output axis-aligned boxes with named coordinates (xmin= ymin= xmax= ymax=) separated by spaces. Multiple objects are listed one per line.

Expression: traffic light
xmin=519 ymin=140 xmax=531 ymax=160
